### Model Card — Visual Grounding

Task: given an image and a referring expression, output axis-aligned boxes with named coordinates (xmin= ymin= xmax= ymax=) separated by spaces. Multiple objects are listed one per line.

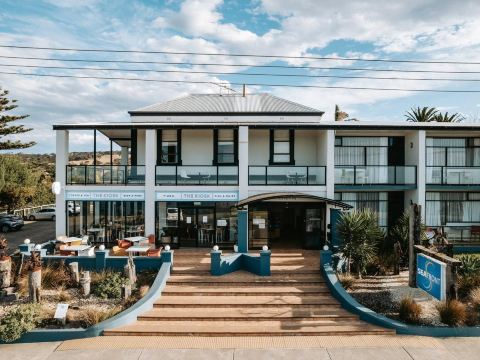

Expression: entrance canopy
xmin=237 ymin=192 xmax=352 ymax=209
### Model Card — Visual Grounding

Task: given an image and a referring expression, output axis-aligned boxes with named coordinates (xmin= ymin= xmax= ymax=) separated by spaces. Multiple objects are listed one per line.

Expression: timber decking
xmin=104 ymin=249 xmax=395 ymax=337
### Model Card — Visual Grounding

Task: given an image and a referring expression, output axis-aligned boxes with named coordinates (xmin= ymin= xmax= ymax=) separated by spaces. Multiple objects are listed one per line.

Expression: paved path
xmin=1 ymin=336 xmax=480 ymax=359
xmin=6 ymin=220 xmax=55 ymax=254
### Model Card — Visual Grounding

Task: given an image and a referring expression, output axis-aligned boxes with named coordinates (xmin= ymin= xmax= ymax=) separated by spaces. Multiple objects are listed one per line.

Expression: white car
xmin=28 ymin=208 xmax=56 ymax=221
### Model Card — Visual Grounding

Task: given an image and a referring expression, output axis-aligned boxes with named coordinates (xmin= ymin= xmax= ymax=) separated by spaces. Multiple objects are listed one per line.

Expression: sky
xmin=1 ymin=0 xmax=480 ymax=153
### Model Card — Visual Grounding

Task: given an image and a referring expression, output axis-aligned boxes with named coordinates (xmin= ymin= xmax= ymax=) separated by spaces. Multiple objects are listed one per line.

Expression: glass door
xmin=178 ymin=207 xmax=197 ymax=247
xmin=304 ymin=206 xmax=325 ymax=249
xmin=197 ymin=207 xmax=215 ymax=247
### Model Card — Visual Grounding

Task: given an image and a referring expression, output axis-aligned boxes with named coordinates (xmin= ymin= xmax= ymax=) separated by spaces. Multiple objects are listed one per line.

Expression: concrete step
xmin=154 ymin=294 xmax=339 ymax=306
xmin=104 ymin=319 xmax=394 ymax=336
xmin=138 ymin=306 xmax=356 ymax=321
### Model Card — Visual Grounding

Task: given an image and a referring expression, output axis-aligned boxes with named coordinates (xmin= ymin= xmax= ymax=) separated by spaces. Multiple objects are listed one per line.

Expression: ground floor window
xmin=66 ymin=201 xmax=145 ymax=245
xmin=155 ymin=202 xmax=237 ymax=248
xmin=334 ymin=192 xmax=388 ymax=229
xmin=426 ymin=192 xmax=480 ymax=244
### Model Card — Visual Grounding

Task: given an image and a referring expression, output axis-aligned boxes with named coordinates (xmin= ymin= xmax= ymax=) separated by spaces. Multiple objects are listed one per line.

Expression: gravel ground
xmin=346 ymin=270 xmax=444 ymax=326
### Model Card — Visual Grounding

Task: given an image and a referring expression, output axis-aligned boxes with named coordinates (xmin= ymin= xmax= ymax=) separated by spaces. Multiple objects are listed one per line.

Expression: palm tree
xmin=337 ymin=210 xmax=384 ymax=277
xmin=405 ymin=107 xmax=438 ymax=122
xmin=434 ymin=112 xmax=464 ymax=123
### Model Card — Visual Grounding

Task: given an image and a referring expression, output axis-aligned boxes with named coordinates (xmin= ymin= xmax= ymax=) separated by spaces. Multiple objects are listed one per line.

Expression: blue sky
xmin=1 ymin=0 xmax=480 ymax=153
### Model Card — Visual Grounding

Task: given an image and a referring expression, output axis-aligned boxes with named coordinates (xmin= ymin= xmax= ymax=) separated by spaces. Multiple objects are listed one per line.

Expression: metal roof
xmin=129 ymin=93 xmax=324 ymax=116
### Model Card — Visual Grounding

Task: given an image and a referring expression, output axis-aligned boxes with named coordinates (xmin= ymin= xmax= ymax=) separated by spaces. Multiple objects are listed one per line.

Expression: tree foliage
xmin=334 ymin=104 xmax=349 ymax=121
xmin=405 ymin=106 xmax=438 ymax=122
xmin=0 ymin=155 xmax=54 ymax=211
xmin=434 ymin=112 xmax=464 ymax=123
xmin=0 ymin=87 xmax=34 ymax=150
xmin=337 ymin=209 xmax=384 ymax=277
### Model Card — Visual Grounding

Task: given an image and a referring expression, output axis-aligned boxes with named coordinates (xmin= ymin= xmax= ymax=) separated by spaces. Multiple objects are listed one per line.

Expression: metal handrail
xmin=155 ymin=165 xmax=239 ymax=185
xmin=334 ymin=165 xmax=417 ymax=185
xmin=66 ymin=165 xmax=145 ymax=185
xmin=248 ymin=165 xmax=326 ymax=185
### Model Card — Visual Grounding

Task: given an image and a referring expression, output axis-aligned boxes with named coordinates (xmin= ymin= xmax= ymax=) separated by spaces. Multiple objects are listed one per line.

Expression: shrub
xmin=337 ymin=210 xmax=384 ymax=277
xmin=470 ymin=287 xmax=480 ymax=311
xmin=437 ymin=300 xmax=467 ymax=327
xmin=92 ymin=272 xmax=126 ymax=299
xmin=42 ymin=263 xmax=73 ymax=290
xmin=458 ymin=274 xmax=480 ymax=299
xmin=79 ymin=307 xmax=122 ymax=327
xmin=458 ymin=255 xmax=480 ymax=277
xmin=338 ymin=274 xmax=355 ymax=290
xmin=0 ymin=304 xmax=41 ymax=342
xmin=465 ymin=307 xmax=479 ymax=327
xmin=57 ymin=289 xmax=72 ymax=302
xmin=398 ymin=297 xmax=422 ymax=324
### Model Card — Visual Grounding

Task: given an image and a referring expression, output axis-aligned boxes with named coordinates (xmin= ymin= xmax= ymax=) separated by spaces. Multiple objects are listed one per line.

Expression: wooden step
xmin=154 ymin=295 xmax=339 ymax=306
xmin=162 ymin=285 xmax=330 ymax=294
xmin=138 ymin=306 xmax=356 ymax=321
xmin=104 ymin=320 xmax=394 ymax=336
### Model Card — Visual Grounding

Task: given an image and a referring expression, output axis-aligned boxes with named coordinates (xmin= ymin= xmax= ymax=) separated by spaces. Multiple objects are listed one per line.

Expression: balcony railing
xmin=427 ymin=166 xmax=480 ymax=185
xmin=248 ymin=166 xmax=326 ymax=185
xmin=66 ymin=165 xmax=145 ymax=185
xmin=156 ymin=165 xmax=238 ymax=185
xmin=335 ymin=165 xmax=417 ymax=185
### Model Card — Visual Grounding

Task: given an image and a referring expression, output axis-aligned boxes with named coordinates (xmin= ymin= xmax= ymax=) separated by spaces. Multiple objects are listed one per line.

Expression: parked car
xmin=28 ymin=208 xmax=56 ymax=221
xmin=67 ymin=202 xmax=80 ymax=215
xmin=0 ymin=214 xmax=24 ymax=233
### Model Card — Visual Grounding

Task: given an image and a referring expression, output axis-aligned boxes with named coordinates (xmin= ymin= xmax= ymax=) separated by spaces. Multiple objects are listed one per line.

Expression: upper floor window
xmin=214 ymin=129 xmax=237 ymax=165
xmin=270 ymin=129 xmax=294 ymax=165
xmin=157 ymin=129 xmax=181 ymax=165
xmin=426 ymin=137 xmax=480 ymax=166
xmin=335 ymin=136 xmax=388 ymax=166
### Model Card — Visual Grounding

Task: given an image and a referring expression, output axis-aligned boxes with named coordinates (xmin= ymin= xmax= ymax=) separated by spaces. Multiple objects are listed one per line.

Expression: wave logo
xmin=417 ymin=260 xmax=440 ymax=291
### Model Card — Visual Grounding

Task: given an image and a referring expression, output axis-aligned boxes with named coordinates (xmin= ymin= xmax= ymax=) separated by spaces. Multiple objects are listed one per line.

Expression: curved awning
xmin=237 ymin=192 xmax=352 ymax=209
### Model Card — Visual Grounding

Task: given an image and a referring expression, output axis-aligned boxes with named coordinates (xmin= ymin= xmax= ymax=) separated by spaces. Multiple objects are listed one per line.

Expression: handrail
xmin=335 ymin=165 xmax=417 ymax=185
xmin=248 ymin=165 xmax=326 ymax=185
xmin=66 ymin=165 xmax=145 ymax=185
xmin=156 ymin=165 xmax=238 ymax=186
xmin=426 ymin=166 xmax=480 ymax=185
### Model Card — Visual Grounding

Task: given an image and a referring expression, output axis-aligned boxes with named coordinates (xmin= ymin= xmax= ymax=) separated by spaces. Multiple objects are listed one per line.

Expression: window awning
xmin=237 ymin=192 xmax=352 ymax=209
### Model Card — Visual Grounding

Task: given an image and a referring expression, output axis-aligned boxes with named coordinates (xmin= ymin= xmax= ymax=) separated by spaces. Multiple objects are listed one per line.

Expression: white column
xmin=137 ymin=130 xmax=146 ymax=165
xmin=120 ymin=146 xmax=128 ymax=165
xmin=144 ymin=129 xmax=156 ymax=236
xmin=238 ymin=126 xmax=249 ymax=200
xmin=55 ymin=130 xmax=69 ymax=237
xmin=404 ymin=130 xmax=426 ymax=219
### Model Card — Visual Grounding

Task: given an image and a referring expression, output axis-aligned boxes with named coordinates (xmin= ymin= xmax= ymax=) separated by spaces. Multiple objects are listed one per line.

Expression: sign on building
xmin=416 ymin=253 xmax=446 ymax=301
xmin=156 ymin=191 xmax=239 ymax=202
xmin=65 ymin=191 xmax=145 ymax=201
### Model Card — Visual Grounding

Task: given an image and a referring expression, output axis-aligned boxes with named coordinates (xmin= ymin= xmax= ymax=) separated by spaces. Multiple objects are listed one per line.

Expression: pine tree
xmin=0 ymin=87 xmax=35 ymax=150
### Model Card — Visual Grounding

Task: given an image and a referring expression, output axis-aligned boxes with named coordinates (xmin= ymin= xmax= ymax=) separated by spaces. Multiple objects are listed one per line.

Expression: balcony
xmin=248 ymin=166 xmax=326 ymax=186
xmin=335 ymin=166 xmax=417 ymax=186
xmin=427 ymin=166 xmax=480 ymax=186
xmin=156 ymin=165 xmax=238 ymax=185
xmin=66 ymin=165 xmax=145 ymax=185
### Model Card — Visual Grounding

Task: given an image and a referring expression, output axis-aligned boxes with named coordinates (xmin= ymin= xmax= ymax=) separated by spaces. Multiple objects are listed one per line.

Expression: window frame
xmin=157 ymin=129 xmax=182 ymax=166
xmin=213 ymin=128 xmax=238 ymax=165
xmin=269 ymin=128 xmax=295 ymax=165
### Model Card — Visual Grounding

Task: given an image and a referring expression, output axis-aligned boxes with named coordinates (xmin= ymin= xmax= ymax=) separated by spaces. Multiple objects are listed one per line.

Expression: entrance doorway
xmin=177 ymin=207 xmax=215 ymax=247
xmin=249 ymin=202 xmax=326 ymax=250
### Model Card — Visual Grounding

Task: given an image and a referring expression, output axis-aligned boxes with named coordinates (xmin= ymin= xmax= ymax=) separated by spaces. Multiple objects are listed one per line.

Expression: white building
xmin=54 ymin=93 xmax=480 ymax=250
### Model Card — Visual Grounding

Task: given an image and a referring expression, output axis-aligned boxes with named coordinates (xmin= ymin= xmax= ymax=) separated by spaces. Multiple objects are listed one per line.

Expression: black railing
xmin=426 ymin=166 xmax=480 ymax=185
xmin=248 ymin=166 xmax=326 ymax=185
xmin=66 ymin=165 xmax=145 ymax=185
xmin=335 ymin=165 xmax=417 ymax=185
xmin=156 ymin=165 xmax=238 ymax=185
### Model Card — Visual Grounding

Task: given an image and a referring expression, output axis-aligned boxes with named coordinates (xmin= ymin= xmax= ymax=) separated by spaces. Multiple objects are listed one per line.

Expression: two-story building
xmin=53 ymin=93 xmax=480 ymax=250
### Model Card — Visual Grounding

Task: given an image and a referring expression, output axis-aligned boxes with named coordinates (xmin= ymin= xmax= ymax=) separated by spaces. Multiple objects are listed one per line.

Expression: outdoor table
xmin=56 ymin=237 xmax=82 ymax=244
xmin=62 ymin=245 xmax=94 ymax=256
xmin=124 ymin=236 xmax=148 ymax=244
xmin=125 ymin=245 xmax=151 ymax=256
xmin=87 ymin=228 xmax=102 ymax=242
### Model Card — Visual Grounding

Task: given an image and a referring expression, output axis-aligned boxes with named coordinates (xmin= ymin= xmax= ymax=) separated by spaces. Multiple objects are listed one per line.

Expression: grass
xmin=338 ymin=273 xmax=355 ymax=290
xmin=77 ymin=307 xmax=122 ymax=327
xmin=398 ymin=297 xmax=422 ymax=324
xmin=437 ymin=300 xmax=467 ymax=327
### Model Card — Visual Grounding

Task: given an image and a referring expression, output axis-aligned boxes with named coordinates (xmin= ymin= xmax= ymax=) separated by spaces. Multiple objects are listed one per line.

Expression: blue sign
xmin=416 ymin=253 xmax=446 ymax=300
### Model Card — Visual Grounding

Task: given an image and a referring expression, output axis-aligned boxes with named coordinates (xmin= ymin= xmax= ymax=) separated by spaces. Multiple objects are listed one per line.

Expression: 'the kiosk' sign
xmin=416 ymin=253 xmax=446 ymax=301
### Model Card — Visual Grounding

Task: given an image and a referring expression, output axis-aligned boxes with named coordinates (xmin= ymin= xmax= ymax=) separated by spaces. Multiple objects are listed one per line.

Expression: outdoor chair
xmin=148 ymin=234 xmax=156 ymax=245
xmin=58 ymin=245 xmax=74 ymax=256
xmin=117 ymin=239 xmax=132 ymax=249
xmin=111 ymin=246 xmax=127 ymax=256
xmin=147 ymin=248 xmax=161 ymax=257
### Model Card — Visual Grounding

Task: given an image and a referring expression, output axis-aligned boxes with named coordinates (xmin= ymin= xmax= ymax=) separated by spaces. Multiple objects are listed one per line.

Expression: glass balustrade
xmin=248 ymin=166 xmax=326 ymax=185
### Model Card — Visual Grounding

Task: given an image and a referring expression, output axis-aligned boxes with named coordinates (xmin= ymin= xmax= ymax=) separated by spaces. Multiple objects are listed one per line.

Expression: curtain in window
xmin=426 ymin=192 xmax=441 ymax=226
xmin=447 ymin=148 xmax=466 ymax=166
xmin=426 ymin=148 xmax=445 ymax=166
xmin=335 ymin=147 xmax=364 ymax=165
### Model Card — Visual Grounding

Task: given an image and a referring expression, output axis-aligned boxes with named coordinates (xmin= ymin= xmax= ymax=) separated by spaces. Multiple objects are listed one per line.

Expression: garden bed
xmin=0 ymin=259 xmax=157 ymax=341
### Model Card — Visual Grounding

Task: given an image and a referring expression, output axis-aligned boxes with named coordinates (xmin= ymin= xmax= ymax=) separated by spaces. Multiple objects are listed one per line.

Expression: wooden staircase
xmin=104 ymin=249 xmax=394 ymax=336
